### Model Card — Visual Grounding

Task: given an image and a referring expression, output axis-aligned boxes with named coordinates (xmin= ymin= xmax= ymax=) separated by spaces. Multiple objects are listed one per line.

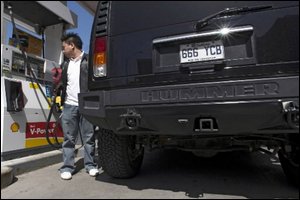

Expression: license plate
xmin=180 ymin=40 xmax=224 ymax=63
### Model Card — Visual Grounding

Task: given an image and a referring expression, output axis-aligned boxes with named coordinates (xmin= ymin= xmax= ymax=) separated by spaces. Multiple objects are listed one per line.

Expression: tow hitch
xmin=194 ymin=117 xmax=219 ymax=132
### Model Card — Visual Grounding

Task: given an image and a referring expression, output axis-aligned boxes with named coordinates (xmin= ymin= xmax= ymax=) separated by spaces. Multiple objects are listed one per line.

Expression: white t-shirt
xmin=65 ymin=52 xmax=84 ymax=106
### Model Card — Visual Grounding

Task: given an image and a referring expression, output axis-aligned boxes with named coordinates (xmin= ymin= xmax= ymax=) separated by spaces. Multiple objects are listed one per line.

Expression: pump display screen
xmin=11 ymin=52 xmax=45 ymax=79
xmin=12 ymin=52 xmax=26 ymax=74
xmin=27 ymin=57 xmax=45 ymax=79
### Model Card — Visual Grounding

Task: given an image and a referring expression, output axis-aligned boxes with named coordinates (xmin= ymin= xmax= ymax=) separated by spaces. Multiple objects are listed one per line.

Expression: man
xmin=59 ymin=32 xmax=99 ymax=180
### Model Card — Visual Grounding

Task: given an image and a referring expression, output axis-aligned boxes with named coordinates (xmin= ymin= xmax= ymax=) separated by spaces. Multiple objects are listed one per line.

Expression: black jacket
xmin=60 ymin=53 xmax=89 ymax=106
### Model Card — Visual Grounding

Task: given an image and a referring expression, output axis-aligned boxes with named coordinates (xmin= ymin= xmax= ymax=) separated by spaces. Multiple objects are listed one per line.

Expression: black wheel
xmin=97 ymin=129 xmax=144 ymax=178
xmin=278 ymin=136 xmax=299 ymax=186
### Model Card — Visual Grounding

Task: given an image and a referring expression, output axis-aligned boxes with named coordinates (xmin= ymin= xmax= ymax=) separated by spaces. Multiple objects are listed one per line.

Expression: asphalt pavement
xmin=1 ymin=149 xmax=298 ymax=199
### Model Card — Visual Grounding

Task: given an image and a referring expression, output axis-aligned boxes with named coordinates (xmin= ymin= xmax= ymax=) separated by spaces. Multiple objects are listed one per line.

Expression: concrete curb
xmin=1 ymin=166 xmax=14 ymax=189
xmin=1 ymin=149 xmax=63 ymax=189
xmin=1 ymin=146 xmax=87 ymax=189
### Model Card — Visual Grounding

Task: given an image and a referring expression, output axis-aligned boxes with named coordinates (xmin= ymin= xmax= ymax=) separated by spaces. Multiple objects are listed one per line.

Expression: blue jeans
xmin=59 ymin=104 xmax=97 ymax=174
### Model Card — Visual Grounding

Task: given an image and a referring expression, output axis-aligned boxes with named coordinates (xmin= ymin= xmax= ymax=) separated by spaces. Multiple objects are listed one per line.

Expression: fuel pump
xmin=1 ymin=3 xmax=83 ymax=160
xmin=7 ymin=3 xmax=63 ymax=149
xmin=1 ymin=42 xmax=64 ymax=150
xmin=1 ymin=10 xmax=63 ymax=158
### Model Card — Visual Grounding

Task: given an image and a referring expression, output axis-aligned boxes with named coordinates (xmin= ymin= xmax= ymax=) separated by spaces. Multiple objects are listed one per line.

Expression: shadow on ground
xmin=95 ymin=150 xmax=298 ymax=199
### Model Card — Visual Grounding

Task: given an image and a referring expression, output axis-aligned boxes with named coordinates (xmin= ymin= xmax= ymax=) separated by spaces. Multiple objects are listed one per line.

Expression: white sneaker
xmin=89 ymin=168 xmax=99 ymax=177
xmin=60 ymin=172 xmax=72 ymax=180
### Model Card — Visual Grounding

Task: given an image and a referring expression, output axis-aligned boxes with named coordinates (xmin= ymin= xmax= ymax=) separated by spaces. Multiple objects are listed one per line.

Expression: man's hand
xmin=51 ymin=67 xmax=62 ymax=86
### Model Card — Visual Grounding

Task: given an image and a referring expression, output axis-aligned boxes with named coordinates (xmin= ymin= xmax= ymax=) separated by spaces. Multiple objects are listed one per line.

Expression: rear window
xmin=109 ymin=1 xmax=298 ymax=36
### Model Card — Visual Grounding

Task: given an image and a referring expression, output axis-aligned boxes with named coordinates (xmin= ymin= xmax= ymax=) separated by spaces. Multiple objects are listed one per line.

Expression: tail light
xmin=93 ymin=37 xmax=107 ymax=77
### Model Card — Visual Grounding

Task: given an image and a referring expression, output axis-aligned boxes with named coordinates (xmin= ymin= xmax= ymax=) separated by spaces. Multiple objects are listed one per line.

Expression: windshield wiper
xmin=196 ymin=5 xmax=272 ymax=30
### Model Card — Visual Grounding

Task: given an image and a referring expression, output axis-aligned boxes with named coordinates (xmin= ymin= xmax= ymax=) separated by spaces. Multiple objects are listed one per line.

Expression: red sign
xmin=26 ymin=122 xmax=63 ymax=139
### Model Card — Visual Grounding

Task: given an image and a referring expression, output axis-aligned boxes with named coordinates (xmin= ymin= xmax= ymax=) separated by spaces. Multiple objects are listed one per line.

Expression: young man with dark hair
xmin=59 ymin=32 xmax=99 ymax=180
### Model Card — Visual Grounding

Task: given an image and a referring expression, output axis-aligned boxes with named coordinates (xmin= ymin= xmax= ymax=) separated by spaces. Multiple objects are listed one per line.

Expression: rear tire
xmin=97 ymin=129 xmax=144 ymax=178
xmin=278 ymin=135 xmax=299 ymax=186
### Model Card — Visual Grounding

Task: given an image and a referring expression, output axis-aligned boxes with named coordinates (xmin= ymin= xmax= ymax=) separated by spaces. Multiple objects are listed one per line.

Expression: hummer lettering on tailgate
xmin=141 ymin=83 xmax=279 ymax=102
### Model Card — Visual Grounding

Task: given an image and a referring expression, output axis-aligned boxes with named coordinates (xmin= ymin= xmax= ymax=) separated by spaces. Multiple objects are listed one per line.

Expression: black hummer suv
xmin=79 ymin=1 xmax=299 ymax=185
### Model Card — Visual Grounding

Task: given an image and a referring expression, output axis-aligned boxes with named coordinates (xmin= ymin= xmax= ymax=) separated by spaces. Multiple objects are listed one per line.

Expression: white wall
xmin=44 ymin=23 xmax=64 ymax=63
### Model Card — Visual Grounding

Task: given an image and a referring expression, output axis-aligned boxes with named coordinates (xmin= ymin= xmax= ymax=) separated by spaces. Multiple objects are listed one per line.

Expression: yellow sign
xmin=25 ymin=138 xmax=64 ymax=148
xmin=9 ymin=28 xmax=43 ymax=57
xmin=29 ymin=82 xmax=39 ymax=89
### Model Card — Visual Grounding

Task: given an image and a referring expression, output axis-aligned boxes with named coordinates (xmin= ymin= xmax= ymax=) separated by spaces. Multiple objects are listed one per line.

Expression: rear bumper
xmin=79 ymin=76 xmax=299 ymax=135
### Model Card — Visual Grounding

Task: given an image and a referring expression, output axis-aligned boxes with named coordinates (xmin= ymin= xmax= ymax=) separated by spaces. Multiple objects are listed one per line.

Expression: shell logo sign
xmin=25 ymin=122 xmax=64 ymax=148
